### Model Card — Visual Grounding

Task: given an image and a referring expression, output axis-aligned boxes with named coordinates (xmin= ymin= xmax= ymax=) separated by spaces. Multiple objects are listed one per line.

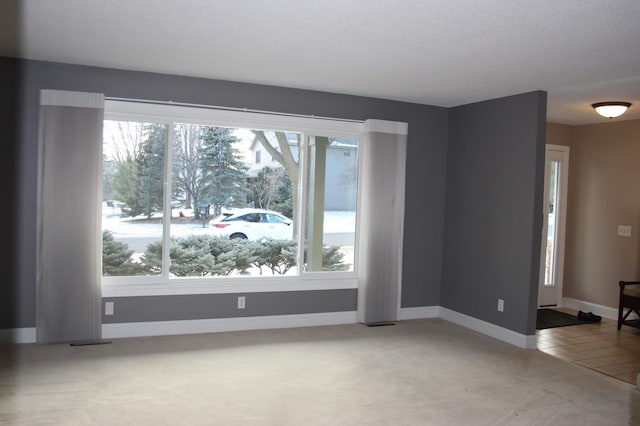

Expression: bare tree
xmin=250 ymin=167 xmax=290 ymax=211
xmin=251 ymin=131 xmax=299 ymax=233
xmin=172 ymin=124 xmax=202 ymax=210
xmin=103 ymin=121 xmax=147 ymax=162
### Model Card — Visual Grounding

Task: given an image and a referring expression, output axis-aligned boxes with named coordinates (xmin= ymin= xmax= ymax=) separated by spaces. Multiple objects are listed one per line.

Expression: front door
xmin=539 ymin=145 xmax=569 ymax=307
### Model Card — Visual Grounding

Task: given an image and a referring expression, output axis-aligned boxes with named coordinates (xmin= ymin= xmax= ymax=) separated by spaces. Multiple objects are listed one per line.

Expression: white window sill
xmin=102 ymin=273 xmax=358 ymax=297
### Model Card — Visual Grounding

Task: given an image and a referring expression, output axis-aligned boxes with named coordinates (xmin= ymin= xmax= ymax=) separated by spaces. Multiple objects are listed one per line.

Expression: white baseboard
xmin=1 ymin=306 xmax=536 ymax=349
xmin=0 ymin=327 xmax=36 ymax=344
xmin=561 ymin=297 xmax=620 ymax=320
xmin=102 ymin=311 xmax=358 ymax=339
xmin=399 ymin=306 xmax=439 ymax=320
xmin=439 ymin=308 xmax=537 ymax=349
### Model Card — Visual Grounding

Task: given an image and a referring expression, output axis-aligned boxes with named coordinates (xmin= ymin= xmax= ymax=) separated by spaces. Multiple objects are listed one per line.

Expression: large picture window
xmin=101 ymin=102 xmax=362 ymax=294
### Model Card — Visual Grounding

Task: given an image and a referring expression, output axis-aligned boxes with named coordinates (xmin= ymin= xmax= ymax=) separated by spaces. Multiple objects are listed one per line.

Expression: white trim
xmin=296 ymin=131 xmax=310 ymax=272
xmin=561 ymin=297 xmax=620 ymax=320
xmin=364 ymin=119 xmax=408 ymax=135
xmin=4 ymin=307 xmax=539 ymax=348
xmin=538 ymin=144 xmax=569 ymax=307
xmin=102 ymin=311 xmax=358 ymax=339
xmin=107 ymin=97 xmax=364 ymax=124
xmin=103 ymin=276 xmax=358 ymax=297
xmin=395 ymin=138 xmax=407 ymax=320
xmin=102 ymin=99 xmax=363 ymax=297
xmin=439 ymin=308 xmax=537 ymax=349
xmin=40 ymin=89 xmax=104 ymax=108
xmin=399 ymin=306 xmax=440 ymax=320
xmin=105 ymin=100 xmax=364 ymax=139
xmin=0 ymin=327 xmax=37 ymax=344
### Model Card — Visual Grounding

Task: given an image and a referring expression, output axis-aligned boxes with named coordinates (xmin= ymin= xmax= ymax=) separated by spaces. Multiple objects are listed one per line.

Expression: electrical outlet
xmin=237 ymin=296 xmax=246 ymax=309
xmin=105 ymin=301 xmax=114 ymax=316
xmin=497 ymin=299 xmax=504 ymax=312
xmin=618 ymin=225 xmax=632 ymax=237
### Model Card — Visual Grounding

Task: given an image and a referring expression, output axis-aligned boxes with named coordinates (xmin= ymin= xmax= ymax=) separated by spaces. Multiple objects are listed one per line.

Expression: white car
xmin=209 ymin=208 xmax=293 ymax=240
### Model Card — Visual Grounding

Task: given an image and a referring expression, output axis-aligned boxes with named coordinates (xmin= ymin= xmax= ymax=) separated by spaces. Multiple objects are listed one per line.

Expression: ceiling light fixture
xmin=591 ymin=101 xmax=632 ymax=119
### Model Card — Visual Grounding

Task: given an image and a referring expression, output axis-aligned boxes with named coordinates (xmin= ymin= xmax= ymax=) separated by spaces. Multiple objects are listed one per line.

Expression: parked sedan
xmin=209 ymin=208 xmax=293 ymax=240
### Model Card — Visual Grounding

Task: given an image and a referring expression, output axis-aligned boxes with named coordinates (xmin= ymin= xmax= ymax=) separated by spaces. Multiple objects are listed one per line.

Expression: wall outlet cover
xmin=618 ymin=225 xmax=632 ymax=237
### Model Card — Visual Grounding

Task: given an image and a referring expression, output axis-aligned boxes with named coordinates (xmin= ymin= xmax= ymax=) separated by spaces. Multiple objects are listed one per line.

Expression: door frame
xmin=538 ymin=144 xmax=570 ymax=307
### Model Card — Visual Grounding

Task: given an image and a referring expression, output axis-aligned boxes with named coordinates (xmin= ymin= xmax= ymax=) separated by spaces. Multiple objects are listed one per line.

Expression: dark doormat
xmin=536 ymin=309 xmax=585 ymax=330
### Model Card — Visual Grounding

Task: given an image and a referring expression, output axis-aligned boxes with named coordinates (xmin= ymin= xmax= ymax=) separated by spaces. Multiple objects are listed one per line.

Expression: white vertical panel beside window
xmin=357 ymin=120 xmax=408 ymax=324
xmin=37 ymin=90 xmax=104 ymax=343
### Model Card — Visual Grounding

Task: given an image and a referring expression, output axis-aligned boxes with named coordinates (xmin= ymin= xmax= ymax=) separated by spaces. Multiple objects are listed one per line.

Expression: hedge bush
xmin=102 ymin=233 xmax=350 ymax=277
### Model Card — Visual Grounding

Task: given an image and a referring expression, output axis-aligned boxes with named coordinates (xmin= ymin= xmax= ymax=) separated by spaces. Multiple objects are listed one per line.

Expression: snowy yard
xmin=102 ymin=203 xmax=357 ymax=274
xmin=102 ymin=203 xmax=356 ymax=239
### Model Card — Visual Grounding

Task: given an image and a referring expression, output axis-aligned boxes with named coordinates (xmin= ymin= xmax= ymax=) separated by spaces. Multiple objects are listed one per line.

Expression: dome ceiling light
xmin=591 ymin=101 xmax=632 ymax=119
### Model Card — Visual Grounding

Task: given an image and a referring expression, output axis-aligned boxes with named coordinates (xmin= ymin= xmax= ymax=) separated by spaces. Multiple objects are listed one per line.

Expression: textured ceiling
xmin=2 ymin=0 xmax=640 ymax=124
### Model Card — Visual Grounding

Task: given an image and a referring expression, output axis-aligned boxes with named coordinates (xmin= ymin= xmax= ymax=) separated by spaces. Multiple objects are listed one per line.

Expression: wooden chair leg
xmin=618 ymin=294 xmax=624 ymax=330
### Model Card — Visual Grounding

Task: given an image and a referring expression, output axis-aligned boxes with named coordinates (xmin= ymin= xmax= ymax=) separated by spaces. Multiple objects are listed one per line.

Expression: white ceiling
xmin=2 ymin=0 xmax=640 ymax=125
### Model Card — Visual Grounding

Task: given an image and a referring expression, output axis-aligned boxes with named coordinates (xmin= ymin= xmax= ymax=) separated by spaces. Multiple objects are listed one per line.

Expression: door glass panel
xmin=544 ymin=160 xmax=560 ymax=286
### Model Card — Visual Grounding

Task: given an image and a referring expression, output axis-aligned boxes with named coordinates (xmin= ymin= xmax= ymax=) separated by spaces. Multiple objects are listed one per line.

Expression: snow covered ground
xmin=102 ymin=203 xmax=357 ymax=272
xmin=102 ymin=203 xmax=356 ymax=238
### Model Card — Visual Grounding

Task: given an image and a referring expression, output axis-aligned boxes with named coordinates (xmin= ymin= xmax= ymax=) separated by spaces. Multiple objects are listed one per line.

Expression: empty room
xmin=1 ymin=1 xmax=640 ymax=424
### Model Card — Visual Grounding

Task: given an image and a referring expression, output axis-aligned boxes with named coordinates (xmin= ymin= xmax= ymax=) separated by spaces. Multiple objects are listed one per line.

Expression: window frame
xmin=102 ymin=100 xmax=364 ymax=298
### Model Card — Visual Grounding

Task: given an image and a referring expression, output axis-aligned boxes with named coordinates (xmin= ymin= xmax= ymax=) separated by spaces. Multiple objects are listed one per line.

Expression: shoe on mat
xmin=577 ymin=311 xmax=602 ymax=323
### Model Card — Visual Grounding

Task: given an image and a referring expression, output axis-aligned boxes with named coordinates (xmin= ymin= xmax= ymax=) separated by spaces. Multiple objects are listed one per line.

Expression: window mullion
xmin=296 ymin=132 xmax=309 ymax=273
xmin=162 ymin=123 xmax=174 ymax=278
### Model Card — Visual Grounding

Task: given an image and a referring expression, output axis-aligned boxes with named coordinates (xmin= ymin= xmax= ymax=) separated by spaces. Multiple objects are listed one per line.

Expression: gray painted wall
xmin=102 ymin=290 xmax=357 ymax=323
xmin=441 ymin=91 xmax=546 ymax=335
xmin=2 ymin=57 xmax=448 ymax=328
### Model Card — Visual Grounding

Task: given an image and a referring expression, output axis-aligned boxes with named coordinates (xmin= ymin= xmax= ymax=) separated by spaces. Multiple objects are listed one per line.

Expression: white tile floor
xmin=537 ymin=308 xmax=640 ymax=386
xmin=2 ymin=318 xmax=639 ymax=425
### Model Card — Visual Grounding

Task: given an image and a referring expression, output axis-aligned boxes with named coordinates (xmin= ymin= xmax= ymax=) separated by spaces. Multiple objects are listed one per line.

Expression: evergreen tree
xmin=168 ymin=237 xmax=218 ymax=277
xmin=102 ymin=231 xmax=146 ymax=276
xmin=112 ymin=158 xmax=139 ymax=215
xmin=114 ymin=123 xmax=167 ymax=218
xmin=136 ymin=124 xmax=166 ymax=218
xmin=198 ymin=127 xmax=249 ymax=216
xmin=102 ymin=160 xmax=117 ymax=202
xmin=139 ymin=241 xmax=162 ymax=274
xmin=318 ymin=245 xmax=350 ymax=272
xmin=140 ymin=235 xmax=252 ymax=276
